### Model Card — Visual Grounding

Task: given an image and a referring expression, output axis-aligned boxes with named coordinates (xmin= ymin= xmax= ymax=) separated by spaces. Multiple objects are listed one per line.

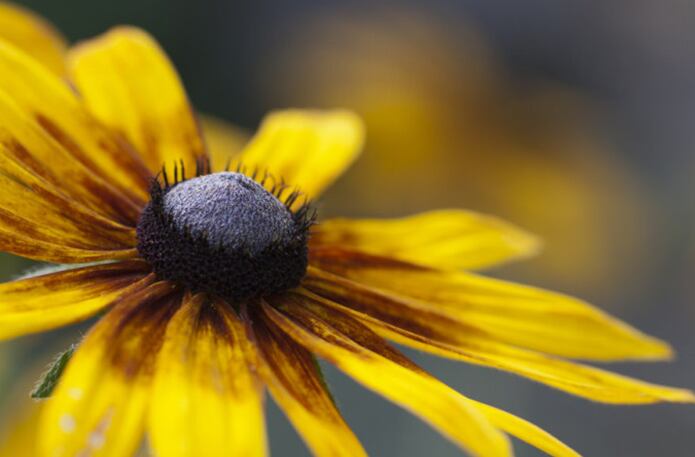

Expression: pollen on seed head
xmin=136 ymin=171 xmax=314 ymax=303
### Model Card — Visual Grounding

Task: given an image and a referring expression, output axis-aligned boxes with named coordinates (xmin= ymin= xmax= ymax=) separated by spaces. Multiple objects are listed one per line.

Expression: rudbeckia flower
xmin=0 ymin=4 xmax=691 ymax=457
xmin=261 ymin=7 xmax=655 ymax=294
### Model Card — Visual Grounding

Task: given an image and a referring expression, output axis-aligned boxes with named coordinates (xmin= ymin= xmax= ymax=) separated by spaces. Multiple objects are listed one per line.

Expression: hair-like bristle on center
xmin=136 ymin=162 xmax=315 ymax=303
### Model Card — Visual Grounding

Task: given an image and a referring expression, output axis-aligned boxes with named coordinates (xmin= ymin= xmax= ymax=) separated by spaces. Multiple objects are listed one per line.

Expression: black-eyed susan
xmin=263 ymin=7 xmax=654 ymax=294
xmin=0 ymin=4 xmax=691 ymax=457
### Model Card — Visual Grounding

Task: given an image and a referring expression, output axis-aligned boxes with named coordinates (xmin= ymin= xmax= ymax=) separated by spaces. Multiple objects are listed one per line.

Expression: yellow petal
xmin=148 ymin=295 xmax=267 ymax=457
xmin=0 ymin=228 xmax=137 ymax=264
xmin=69 ymin=27 xmax=206 ymax=176
xmin=263 ymin=296 xmax=512 ymax=457
xmin=40 ymin=281 xmax=180 ymax=457
xmin=471 ymin=402 xmax=581 ymax=457
xmin=311 ymin=209 xmax=541 ymax=271
xmin=303 ymin=267 xmax=693 ymax=404
xmin=0 ymin=261 xmax=153 ymax=340
xmin=247 ymin=303 xmax=365 ymax=457
xmin=0 ymin=86 xmax=144 ymax=225
xmin=0 ymin=135 xmax=140 ymax=247
xmin=0 ymin=398 xmax=41 ymax=457
xmin=362 ymin=312 xmax=694 ymax=404
xmin=201 ymin=114 xmax=250 ymax=173
xmin=307 ymin=261 xmax=672 ymax=361
xmin=0 ymin=39 xmax=151 ymax=202
xmin=0 ymin=169 xmax=137 ymax=263
xmin=0 ymin=176 xmax=132 ymax=250
xmin=0 ymin=2 xmax=67 ymax=76
xmin=237 ymin=109 xmax=364 ymax=199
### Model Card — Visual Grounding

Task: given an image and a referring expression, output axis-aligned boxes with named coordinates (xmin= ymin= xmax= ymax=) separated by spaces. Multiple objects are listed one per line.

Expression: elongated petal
xmin=237 ymin=110 xmax=364 ymax=199
xmin=0 ymin=180 xmax=133 ymax=252
xmin=0 ymin=86 xmax=143 ymax=225
xmin=302 ymin=267 xmax=694 ymax=404
xmin=246 ymin=304 xmax=365 ymax=457
xmin=0 ymin=150 xmax=138 ymax=251
xmin=0 ymin=91 xmax=141 ymax=242
xmin=358 ymin=310 xmax=694 ymax=404
xmin=148 ymin=295 xmax=267 ymax=457
xmin=0 ymin=158 xmax=136 ymax=263
xmin=201 ymin=115 xmax=249 ymax=173
xmin=0 ymin=261 xmax=153 ymax=340
xmin=40 ymin=281 xmax=181 ymax=457
xmin=0 ymin=2 xmax=67 ymax=76
xmin=471 ymin=402 xmax=580 ymax=457
xmin=311 ymin=209 xmax=541 ymax=271
xmin=0 ymin=228 xmax=137 ymax=264
xmin=270 ymin=295 xmax=589 ymax=457
xmin=308 ymin=258 xmax=672 ymax=361
xmin=0 ymin=39 xmax=151 ymax=202
xmin=69 ymin=27 xmax=206 ymax=176
xmin=262 ymin=297 xmax=511 ymax=457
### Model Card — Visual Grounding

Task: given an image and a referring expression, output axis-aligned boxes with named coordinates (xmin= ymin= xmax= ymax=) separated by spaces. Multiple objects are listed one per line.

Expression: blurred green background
xmin=1 ymin=0 xmax=695 ymax=455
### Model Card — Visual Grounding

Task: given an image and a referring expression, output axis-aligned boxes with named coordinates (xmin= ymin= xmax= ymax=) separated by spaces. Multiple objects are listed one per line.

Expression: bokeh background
xmin=1 ymin=0 xmax=695 ymax=455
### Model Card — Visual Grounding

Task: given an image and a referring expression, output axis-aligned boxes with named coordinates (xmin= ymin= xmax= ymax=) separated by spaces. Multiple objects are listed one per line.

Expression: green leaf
xmin=31 ymin=344 xmax=76 ymax=399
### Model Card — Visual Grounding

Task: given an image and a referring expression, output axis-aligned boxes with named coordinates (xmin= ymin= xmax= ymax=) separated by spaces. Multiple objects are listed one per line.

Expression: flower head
xmin=0 ymin=4 xmax=691 ymax=457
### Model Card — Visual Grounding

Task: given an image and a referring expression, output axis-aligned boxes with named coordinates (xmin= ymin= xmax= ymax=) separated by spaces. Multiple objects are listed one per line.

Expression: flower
xmin=0 ymin=3 xmax=691 ymax=457
xmin=261 ymin=7 xmax=655 ymax=294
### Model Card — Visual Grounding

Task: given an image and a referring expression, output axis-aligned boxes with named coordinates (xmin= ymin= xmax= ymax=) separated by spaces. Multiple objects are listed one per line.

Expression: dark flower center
xmin=136 ymin=172 xmax=312 ymax=303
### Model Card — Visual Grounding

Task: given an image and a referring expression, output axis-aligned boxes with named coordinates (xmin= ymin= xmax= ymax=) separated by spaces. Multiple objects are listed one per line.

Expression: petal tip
xmin=507 ymin=227 xmax=543 ymax=259
xmin=68 ymin=25 xmax=156 ymax=61
xmin=627 ymin=336 xmax=675 ymax=362
xmin=480 ymin=213 xmax=543 ymax=262
xmin=100 ymin=25 xmax=153 ymax=41
xmin=268 ymin=108 xmax=366 ymax=146
xmin=667 ymin=389 xmax=695 ymax=404
xmin=646 ymin=381 xmax=695 ymax=404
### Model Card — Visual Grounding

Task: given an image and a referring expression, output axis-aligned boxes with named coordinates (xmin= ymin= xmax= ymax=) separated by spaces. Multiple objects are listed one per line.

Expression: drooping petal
xmin=0 ymin=148 xmax=139 ymax=253
xmin=148 ymin=295 xmax=267 ymax=457
xmin=470 ymin=402 xmax=580 ymax=457
xmin=246 ymin=303 xmax=365 ymax=457
xmin=268 ymin=295 xmax=588 ymax=457
xmin=307 ymin=258 xmax=672 ymax=361
xmin=301 ymin=267 xmax=694 ymax=404
xmin=0 ymin=86 xmax=144 ymax=225
xmin=262 ymin=296 xmax=511 ymax=457
xmin=236 ymin=110 xmax=364 ymax=199
xmin=0 ymin=2 xmax=67 ymax=76
xmin=0 ymin=261 xmax=152 ymax=340
xmin=0 ymin=98 xmax=141 ymax=251
xmin=69 ymin=27 xmax=206 ymax=176
xmin=0 ymin=229 xmax=137 ymax=264
xmin=357 ymin=308 xmax=694 ymax=404
xmin=311 ymin=209 xmax=541 ymax=271
xmin=40 ymin=281 xmax=181 ymax=457
xmin=201 ymin=115 xmax=249 ymax=173
xmin=0 ymin=178 xmax=134 ymax=252
xmin=0 ymin=179 xmax=138 ymax=264
xmin=0 ymin=38 xmax=152 ymax=202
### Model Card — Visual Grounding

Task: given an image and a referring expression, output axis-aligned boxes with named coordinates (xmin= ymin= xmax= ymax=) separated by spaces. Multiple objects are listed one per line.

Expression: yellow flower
xmin=0 ymin=4 xmax=691 ymax=457
xmin=262 ymin=8 xmax=654 ymax=294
